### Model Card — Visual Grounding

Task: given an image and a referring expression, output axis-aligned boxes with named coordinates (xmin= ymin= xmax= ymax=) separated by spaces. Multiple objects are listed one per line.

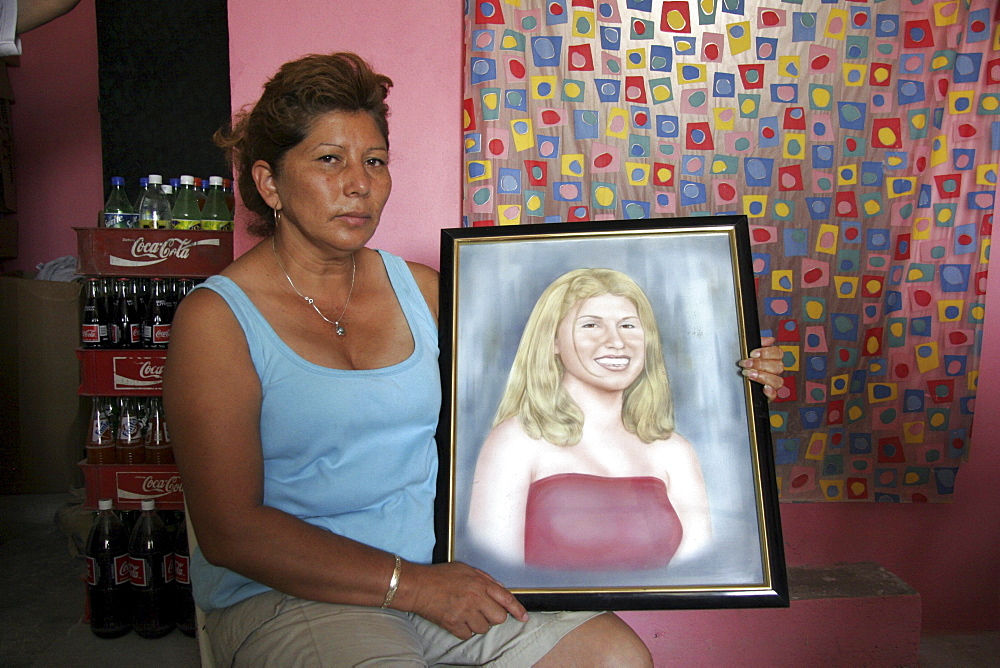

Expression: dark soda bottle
xmin=112 ymin=278 xmax=142 ymax=349
xmin=82 ymin=278 xmax=110 ymax=348
xmin=141 ymin=278 xmax=173 ymax=349
xmin=85 ymin=499 xmax=132 ymax=638
xmin=128 ymin=499 xmax=175 ymax=638
xmin=173 ymin=518 xmax=196 ymax=637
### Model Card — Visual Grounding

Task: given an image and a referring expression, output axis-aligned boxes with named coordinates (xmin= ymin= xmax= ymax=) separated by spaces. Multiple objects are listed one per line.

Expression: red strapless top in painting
xmin=524 ymin=473 xmax=683 ymax=570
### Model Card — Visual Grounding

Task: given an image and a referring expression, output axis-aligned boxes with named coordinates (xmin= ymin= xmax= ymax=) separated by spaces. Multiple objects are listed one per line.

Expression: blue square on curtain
xmin=840 ymin=221 xmax=862 ymax=243
xmin=572 ymin=111 xmax=600 ymax=140
xmin=909 ymin=316 xmax=932 ymax=337
xmin=649 ymin=44 xmax=672 ymax=71
xmin=885 ymin=152 xmax=907 ymax=170
xmin=901 ymin=54 xmax=925 ymax=74
xmin=714 ymin=73 xmax=736 ymax=97
xmin=953 ymin=225 xmax=978 ymax=255
xmin=775 ymin=439 xmax=800 ymax=465
xmin=552 ymin=182 xmax=582 ymax=202
xmin=682 ymin=155 xmax=704 ymax=176
xmin=885 ymin=290 xmax=902 ymax=314
xmin=770 ymin=84 xmax=798 ymax=104
xmin=622 ymin=200 xmax=651 ymax=219
xmin=897 ymin=79 xmax=925 ymax=105
xmin=626 ymin=0 xmax=652 ymax=11
xmin=875 ymin=14 xmax=899 ymax=37
xmin=944 ymin=355 xmax=967 ymax=377
xmin=832 ymin=313 xmax=860 ymax=341
xmin=837 ymin=102 xmax=867 ymax=130
xmin=537 ymin=134 xmax=560 ymax=159
xmin=805 ymin=355 xmax=828 ymax=380
xmin=545 ymin=0 xmax=568 ymax=25
xmin=903 ymin=389 xmax=924 ymax=413
xmin=850 ymin=6 xmax=871 ymax=28
xmin=471 ymin=30 xmax=495 ymax=52
xmin=792 ymin=13 xmax=817 ymax=42
xmin=918 ymin=183 xmax=933 ymax=207
xmin=992 ymin=122 xmax=1000 ymax=150
xmin=933 ymin=107 xmax=945 ymax=130
xmin=744 ymin=157 xmax=774 ymax=186
xmin=953 ymin=148 xmax=976 ymax=170
xmin=850 ymin=433 xmax=873 ymax=455
xmin=594 ymin=79 xmax=621 ymax=103
xmin=861 ymin=161 xmax=884 ymax=187
xmin=600 ymin=26 xmax=621 ymax=51
xmin=496 ymin=168 xmax=521 ymax=194
xmin=655 ymin=115 xmax=679 ymax=137
xmin=759 ymin=117 xmax=780 ymax=148
xmin=470 ymin=58 xmax=497 ymax=85
xmin=799 ymin=406 xmax=825 ymax=430
xmin=753 ymin=252 xmax=771 ymax=275
xmin=954 ymin=53 xmax=982 ymax=83
xmin=812 ymin=144 xmax=834 ymax=168
xmin=934 ymin=468 xmax=958 ymax=495
xmin=531 ymin=36 xmax=563 ymax=67
xmin=865 ymin=228 xmax=891 ymax=251
xmin=679 ymin=180 xmax=707 ymax=205
xmin=504 ymin=89 xmax=527 ymax=111
xmin=756 ymin=37 xmax=778 ymax=61
xmin=784 ymin=228 xmax=809 ymax=256
xmin=806 ymin=197 xmax=832 ymax=220
xmin=968 ymin=191 xmax=995 ymax=211
xmin=722 ymin=0 xmax=744 ymax=14
xmin=849 ymin=369 xmax=866 ymax=392
xmin=967 ymin=9 xmax=991 ymax=42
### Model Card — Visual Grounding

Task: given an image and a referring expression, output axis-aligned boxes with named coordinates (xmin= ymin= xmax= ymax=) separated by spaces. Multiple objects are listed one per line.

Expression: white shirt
xmin=0 ymin=0 xmax=21 ymax=57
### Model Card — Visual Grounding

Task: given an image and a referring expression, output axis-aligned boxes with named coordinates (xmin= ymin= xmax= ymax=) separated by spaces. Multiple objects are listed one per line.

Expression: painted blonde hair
xmin=493 ymin=268 xmax=675 ymax=446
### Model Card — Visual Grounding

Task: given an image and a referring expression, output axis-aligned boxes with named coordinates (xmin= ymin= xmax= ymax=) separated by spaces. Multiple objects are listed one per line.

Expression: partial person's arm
xmin=467 ymin=419 xmax=536 ymax=565
xmin=740 ymin=336 xmax=785 ymax=399
xmin=655 ymin=434 xmax=712 ymax=562
xmin=14 ymin=0 xmax=79 ymax=33
xmin=164 ymin=287 xmax=525 ymax=640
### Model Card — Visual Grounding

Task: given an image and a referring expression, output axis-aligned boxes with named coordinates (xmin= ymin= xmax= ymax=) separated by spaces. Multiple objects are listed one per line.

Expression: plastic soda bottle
xmin=103 ymin=177 xmax=137 ymax=228
xmin=128 ymin=499 xmax=176 ymax=638
xmin=137 ymin=174 xmax=173 ymax=229
xmin=200 ymin=176 xmax=233 ymax=230
xmin=86 ymin=499 xmax=133 ymax=638
xmin=171 ymin=175 xmax=203 ymax=230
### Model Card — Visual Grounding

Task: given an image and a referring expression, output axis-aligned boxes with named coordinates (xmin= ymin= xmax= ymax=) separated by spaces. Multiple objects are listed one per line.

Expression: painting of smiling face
xmin=554 ymin=293 xmax=647 ymax=393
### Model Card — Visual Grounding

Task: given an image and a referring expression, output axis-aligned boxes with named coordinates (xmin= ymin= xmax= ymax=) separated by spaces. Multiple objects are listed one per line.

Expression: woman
xmin=163 ymin=53 xmax=653 ymax=666
xmin=469 ymin=268 xmax=780 ymax=570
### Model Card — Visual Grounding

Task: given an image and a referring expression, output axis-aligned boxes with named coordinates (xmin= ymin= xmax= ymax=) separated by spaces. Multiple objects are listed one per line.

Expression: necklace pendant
xmin=335 ymin=322 xmax=346 ymax=336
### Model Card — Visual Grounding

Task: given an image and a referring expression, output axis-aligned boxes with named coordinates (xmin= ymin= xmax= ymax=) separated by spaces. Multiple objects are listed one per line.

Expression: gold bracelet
xmin=380 ymin=555 xmax=402 ymax=609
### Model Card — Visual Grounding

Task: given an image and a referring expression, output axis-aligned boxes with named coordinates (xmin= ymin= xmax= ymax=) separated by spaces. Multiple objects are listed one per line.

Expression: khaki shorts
xmin=205 ymin=589 xmax=602 ymax=667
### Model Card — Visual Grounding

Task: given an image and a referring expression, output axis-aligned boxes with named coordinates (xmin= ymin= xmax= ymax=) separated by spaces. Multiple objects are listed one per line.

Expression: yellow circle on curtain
xmin=911 ymin=113 xmax=927 ymax=129
xmin=904 ymin=472 xmax=921 ymax=485
xmin=930 ymin=413 xmax=946 ymax=427
xmin=564 ymin=82 xmax=582 ymax=98
xmin=483 ymin=92 xmax=499 ymax=110
xmin=595 ymin=186 xmax=615 ymax=207
xmin=806 ymin=301 xmax=824 ymax=319
xmin=740 ymin=98 xmax=756 ymax=114
xmin=878 ymin=126 xmax=898 ymax=145
xmin=932 ymin=55 xmax=950 ymax=69
xmin=866 ymin=279 xmax=881 ymax=293
xmin=971 ymin=305 xmax=986 ymax=320
xmin=775 ymin=202 xmax=791 ymax=217
xmin=812 ymin=88 xmax=832 ymax=108
xmin=526 ymin=195 xmax=541 ymax=211
xmin=502 ymin=35 xmax=519 ymax=49
xmin=848 ymin=405 xmax=864 ymax=421
xmin=666 ymin=10 xmax=687 ymax=31
xmin=983 ymin=97 xmax=1000 ymax=111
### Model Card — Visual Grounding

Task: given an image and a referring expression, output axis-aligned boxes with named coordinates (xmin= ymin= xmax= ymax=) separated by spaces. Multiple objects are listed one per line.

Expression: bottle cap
xmin=111 ymin=176 xmax=125 ymax=186
xmin=209 ymin=176 xmax=224 ymax=186
xmin=180 ymin=174 xmax=195 ymax=186
xmin=98 ymin=498 xmax=114 ymax=510
xmin=141 ymin=499 xmax=156 ymax=511
xmin=148 ymin=174 xmax=163 ymax=185
xmin=162 ymin=184 xmax=174 ymax=195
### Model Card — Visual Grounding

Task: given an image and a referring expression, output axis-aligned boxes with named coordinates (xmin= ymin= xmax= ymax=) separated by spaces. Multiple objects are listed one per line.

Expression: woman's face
xmin=271 ymin=110 xmax=391 ymax=252
xmin=554 ymin=293 xmax=646 ymax=393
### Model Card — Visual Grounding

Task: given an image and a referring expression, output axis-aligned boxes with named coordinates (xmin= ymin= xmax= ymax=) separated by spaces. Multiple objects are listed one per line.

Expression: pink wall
xmin=4 ymin=0 xmax=996 ymax=634
xmin=3 ymin=0 xmax=102 ymax=274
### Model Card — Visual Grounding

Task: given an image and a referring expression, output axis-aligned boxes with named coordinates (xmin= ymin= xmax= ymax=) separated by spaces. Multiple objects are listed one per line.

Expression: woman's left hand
xmin=740 ymin=336 xmax=785 ymax=401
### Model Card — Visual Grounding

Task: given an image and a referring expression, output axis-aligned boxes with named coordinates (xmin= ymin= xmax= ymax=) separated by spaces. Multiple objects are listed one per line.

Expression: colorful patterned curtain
xmin=461 ymin=0 xmax=998 ymax=501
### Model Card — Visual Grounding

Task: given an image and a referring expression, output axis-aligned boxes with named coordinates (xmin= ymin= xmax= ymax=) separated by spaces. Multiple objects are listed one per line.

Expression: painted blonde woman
xmin=468 ymin=268 xmax=783 ymax=570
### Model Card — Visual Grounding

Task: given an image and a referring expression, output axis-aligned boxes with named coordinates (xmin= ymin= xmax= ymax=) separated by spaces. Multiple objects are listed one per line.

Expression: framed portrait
xmin=435 ymin=215 xmax=787 ymax=611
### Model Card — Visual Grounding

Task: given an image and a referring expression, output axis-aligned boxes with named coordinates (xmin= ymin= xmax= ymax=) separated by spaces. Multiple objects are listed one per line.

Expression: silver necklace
xmin=271 ymin=236 xmax=356 ymax=336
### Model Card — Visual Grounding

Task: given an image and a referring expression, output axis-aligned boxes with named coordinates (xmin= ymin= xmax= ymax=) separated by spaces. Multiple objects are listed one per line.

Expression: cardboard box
xmin=0 ymin=277 xmax=87 ymax=493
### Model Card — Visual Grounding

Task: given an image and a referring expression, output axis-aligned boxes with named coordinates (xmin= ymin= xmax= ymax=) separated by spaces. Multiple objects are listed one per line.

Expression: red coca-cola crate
xmin=77 ymin=349 xmax=167 ymax=395
xmin=75 ymin=227 xmax=233 ymax=277
xmin=79 ymin=460 xmax=184 ymax=510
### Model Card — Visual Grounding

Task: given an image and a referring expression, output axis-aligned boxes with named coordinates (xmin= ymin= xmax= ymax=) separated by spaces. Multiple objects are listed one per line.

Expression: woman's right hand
xmin=393 ymin=561 xmax=528 ymax=639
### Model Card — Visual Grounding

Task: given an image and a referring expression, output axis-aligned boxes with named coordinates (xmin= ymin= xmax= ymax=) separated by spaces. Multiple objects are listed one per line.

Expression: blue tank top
xmin=189 ymin=250 xmax=440 ymax=611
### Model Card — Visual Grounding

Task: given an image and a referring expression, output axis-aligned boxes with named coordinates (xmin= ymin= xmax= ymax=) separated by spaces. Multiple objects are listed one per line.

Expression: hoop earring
xmin=274 ymin=208 xmax=280 ymax=227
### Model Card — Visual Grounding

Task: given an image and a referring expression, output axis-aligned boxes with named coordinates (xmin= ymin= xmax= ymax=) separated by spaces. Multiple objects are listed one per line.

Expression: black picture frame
xmin=436 ymin=215 xmax=787 ymax=611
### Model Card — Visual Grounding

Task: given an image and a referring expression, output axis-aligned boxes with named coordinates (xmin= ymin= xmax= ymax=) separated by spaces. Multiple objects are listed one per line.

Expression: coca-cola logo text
xmin=109 ymin=236 xmax=220 ymax=268
xmin=141 ymin=475 xmax=183 ymax=495
xmin=139 ymin=361 xmax=164 ymax=379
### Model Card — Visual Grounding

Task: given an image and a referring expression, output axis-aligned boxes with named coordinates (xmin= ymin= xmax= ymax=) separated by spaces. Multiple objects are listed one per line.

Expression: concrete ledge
xmin=621 ymin=562 xmax=921 ymax=667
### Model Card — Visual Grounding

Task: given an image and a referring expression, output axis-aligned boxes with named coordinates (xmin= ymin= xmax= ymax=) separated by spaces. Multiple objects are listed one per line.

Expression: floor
xmin=1 ymin=492 xmax=997 ymax=667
